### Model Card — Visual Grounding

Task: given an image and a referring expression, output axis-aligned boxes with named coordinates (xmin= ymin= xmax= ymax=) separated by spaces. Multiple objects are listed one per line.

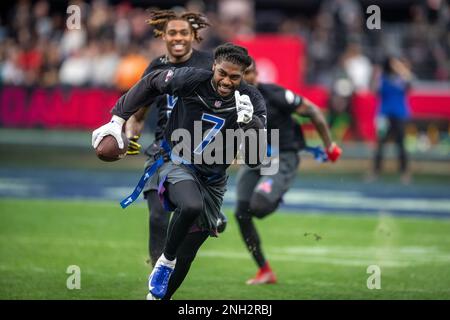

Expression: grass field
xmin=1 ymin=198 xmax=449 ymax=300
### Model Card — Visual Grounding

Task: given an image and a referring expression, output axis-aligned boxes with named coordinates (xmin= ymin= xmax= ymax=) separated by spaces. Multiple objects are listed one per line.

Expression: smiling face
xmin=162 ymin=19 xmax=194 ymax=62
xmin=212 ymin=60 xmax=244 ymax=97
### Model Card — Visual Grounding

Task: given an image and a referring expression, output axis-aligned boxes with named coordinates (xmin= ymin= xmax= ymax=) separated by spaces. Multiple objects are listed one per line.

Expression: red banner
xmin=233 ymin=34 xmax=306 ymax=92
xmin=0 ymin=86 xmax=120 ymax=130
xmin=0 ymin=85 xmax=448 ymax=141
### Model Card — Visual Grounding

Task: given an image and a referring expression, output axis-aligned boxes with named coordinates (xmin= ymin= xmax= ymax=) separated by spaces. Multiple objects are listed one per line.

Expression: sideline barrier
xmin=0 ymin=86 xmax=448 ymax=141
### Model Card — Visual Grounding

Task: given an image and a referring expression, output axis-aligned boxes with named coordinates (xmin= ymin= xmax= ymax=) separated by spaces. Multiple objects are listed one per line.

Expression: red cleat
xmin=246 ymin=264 xmax=277 ymax=285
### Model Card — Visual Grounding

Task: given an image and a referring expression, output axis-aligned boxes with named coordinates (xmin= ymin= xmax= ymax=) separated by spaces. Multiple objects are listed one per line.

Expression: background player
xmin=235 ymin=59 xmax=342 ymax=285
xmin=123 ymin=10 xmax=227 ymax=267
xmin=368 ymin=56 xmax=414 ymax=184
xmin=92 ymin=43 xmax=266 ymax=300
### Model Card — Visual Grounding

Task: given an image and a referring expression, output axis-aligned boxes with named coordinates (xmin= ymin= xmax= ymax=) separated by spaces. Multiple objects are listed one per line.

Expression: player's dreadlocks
xmin=214 ymin=43 xmax=252 ymax=70
xmin=146 ymin=9 xmax=210 ymax=42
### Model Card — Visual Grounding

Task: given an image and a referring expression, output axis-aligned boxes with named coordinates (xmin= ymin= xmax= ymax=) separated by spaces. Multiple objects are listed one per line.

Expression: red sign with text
xmin=0 ymin=86 xmax=449 ymax=141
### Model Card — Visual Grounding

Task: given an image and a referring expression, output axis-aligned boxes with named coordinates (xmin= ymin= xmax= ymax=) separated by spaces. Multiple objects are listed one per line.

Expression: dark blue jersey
xmin=112 ymin=67 xmax=267 ymax=177
xmin=257 ymin=83 xmax=306 ymax=152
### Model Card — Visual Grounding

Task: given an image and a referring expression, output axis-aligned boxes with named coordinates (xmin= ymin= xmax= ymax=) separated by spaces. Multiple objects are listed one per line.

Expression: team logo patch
xmin=257 ymin=179 xmax=273 ymax=194
xmin=165 ymin=69 xmax=174 ymax=82
xmin=214 ymin=100 xmax=222 ymax=108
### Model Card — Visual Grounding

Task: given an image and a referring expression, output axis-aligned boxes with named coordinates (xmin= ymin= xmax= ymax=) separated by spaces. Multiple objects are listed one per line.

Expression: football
xmin=95 ymin=133 xmax=129 ymax=162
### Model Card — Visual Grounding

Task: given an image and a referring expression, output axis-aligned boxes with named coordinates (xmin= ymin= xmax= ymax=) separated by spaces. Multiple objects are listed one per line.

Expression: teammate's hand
xmin=126 ymin=135 xmax=141 ymax=155
xmin=92 ymin=115 xmax=125 ymax=149
xmin=235 ymin=90 xmax=253 ymax=124
xmin=326 ymin=142 xmax=342 ymax=162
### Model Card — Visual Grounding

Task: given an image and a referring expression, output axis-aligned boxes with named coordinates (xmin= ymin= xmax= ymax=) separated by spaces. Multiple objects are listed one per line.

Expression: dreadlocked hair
xmin=146 ymin=9 xmax=210 ymax=42
xmin=214 ymin=43 xmax=252 ymax=70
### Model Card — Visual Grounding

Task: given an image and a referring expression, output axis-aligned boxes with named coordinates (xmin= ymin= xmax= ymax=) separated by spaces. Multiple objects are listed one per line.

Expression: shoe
xmin=246 ymin=265 xmax=277 ymax=285
xmin=217 ymin=212 xmax=228 ymax=233
xmin=146 ymin=292 xmax=173 ymax=300
xmin=148 ymin=254 xmax=176 ymax=299
xmin=146 ymin=292 xmax=159 ymax=300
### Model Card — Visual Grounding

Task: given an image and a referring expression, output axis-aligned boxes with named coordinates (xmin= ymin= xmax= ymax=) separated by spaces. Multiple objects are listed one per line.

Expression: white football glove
xmin=235 ymin=90 xmax=253 ymax=124
xmin=92 ymin=115 xmax=126 ymax=149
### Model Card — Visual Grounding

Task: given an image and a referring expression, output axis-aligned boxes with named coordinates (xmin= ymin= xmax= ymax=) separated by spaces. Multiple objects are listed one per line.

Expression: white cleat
xmin=146 ymin=292 xmax=159 ymax=300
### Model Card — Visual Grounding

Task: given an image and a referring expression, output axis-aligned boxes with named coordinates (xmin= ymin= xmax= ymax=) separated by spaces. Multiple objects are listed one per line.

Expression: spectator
xmin=33 ymin=0 xmax=53 ymax=40
xmin=368 ymin=56 xmax=415 ymax=184
xmin=41 ymin=40 xmax=61 ymax=87
xmin=59 ymin=48 xmax=92 ymax=86
xmin=342 ymin=41 xmax=373 ymax=91
xmin=91 ymin=40 xmax=120 ymax=87
xmin=114 ymin=48 xmax=148 ymax=92
xmin=1 ymin=44 xmax=25 ymax=85
xmin=0 ymin=0 xmax=448 ymax=88
xmin=328 ymin=56 xmax=355 ymax=141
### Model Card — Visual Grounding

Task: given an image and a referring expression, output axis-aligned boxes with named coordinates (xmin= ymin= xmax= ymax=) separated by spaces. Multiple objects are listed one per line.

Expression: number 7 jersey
xmin=111 ymin=67 xmax=267 ymax=177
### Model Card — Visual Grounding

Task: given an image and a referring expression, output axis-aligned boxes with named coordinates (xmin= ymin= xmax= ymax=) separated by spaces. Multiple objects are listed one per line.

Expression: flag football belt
xmin=120 ymin=140 xmax=172 ymax=209
xmin=120 ymin=140 xmax=222 ymax=209
xmin=268 ymin=144 xmax=327 ymax=162
xmin=120 ymin=142 xmax=327 ymax=208
xmin=303 ymin=145 xmax=328 ymax=162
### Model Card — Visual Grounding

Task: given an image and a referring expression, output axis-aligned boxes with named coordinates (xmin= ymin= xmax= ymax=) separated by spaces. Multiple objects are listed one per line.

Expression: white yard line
xmin=1 ymin=178 xmax=450 ymax=214
xmin=198 ymin=244 xmax=450 ymax=268
xmin=223 ymin=187 xmax=450 ymax=213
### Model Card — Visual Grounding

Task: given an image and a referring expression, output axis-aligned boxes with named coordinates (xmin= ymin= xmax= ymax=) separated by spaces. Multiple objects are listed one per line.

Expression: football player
xmin=92 ymin=44 xmax=267 ymax=300
xmin=235 ymin=58 xmax=342 ymax=284
xmin=123 ymin=10 xmax=227 ymax=268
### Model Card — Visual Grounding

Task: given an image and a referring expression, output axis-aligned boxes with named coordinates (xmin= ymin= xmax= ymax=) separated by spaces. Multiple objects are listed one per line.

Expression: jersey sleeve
xmin=137 ymin=59 xmax=161 ymax=108
xmin=147 ymin=67 xmax=211 ymax=96
xmin=111 ymin=67 xmax=210 ymax=119
xmin=270 ymin=85 xmax=303 ymax=113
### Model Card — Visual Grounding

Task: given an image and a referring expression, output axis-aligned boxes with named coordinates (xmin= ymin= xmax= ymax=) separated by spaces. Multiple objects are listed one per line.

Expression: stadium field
xmin=1 ymin=199 xmax=449 ymax=300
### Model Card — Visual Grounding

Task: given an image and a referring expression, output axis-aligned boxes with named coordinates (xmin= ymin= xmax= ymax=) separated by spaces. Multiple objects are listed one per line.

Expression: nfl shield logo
xmin=214 ymin=100 xmax=222 ymax=108
xmin=165 ymin=69 xmax=174 ymax=82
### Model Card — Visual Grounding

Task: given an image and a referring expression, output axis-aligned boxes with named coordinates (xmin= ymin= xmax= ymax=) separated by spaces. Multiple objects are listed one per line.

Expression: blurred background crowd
xmin=0 ymin=0 xmax=448 ymax=89
xmin=0 ymin=0 xmax=449 ymax=170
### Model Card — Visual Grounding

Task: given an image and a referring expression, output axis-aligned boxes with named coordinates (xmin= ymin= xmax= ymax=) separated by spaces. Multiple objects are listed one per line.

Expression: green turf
xmin=0 ymin=198 xmax=449 ymax=300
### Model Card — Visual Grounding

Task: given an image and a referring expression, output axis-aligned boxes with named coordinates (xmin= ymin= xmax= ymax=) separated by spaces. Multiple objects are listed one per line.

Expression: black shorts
xmin=156 ymin=161 xmax=227 ymax=236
